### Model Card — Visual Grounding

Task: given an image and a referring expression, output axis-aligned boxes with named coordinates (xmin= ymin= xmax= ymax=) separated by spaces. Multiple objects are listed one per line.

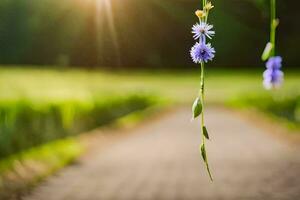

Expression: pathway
xmin=24 ymin=107 xmax=300 ymax=200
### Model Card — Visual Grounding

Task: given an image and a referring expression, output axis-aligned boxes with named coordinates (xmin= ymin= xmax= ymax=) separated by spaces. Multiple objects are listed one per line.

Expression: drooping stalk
xmin=198 ymin=0 xmax=213 ymax=182
xmin=200 ymin=62 xmax=213 ymax=181
xmin=270 ymin=0 xmax=276 ymax=56
xmin=191 ymin=0 xmax=215 ymax=181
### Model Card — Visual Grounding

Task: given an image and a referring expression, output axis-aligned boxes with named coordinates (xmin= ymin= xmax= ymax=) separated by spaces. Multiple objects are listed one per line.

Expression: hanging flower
xmin=190 ymin=1 xmax=215 ymax=181
xmin=261 ymin=0 xmax=283 ymax=90
xmin=192 ymin=22 xmax=215 ymax=40
xmin=190 ymin=42 xmax=215 ymax=64
xmin=266 ymin=56 xmax=282 ymax=69
xmin=263 ymin=56 xmax=284 ymax=89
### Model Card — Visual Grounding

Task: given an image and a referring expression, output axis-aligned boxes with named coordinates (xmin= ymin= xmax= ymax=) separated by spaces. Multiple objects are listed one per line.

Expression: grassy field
xmin=0 ymin=67 xmax=298 ymax=103
xmin=1 ymin=67 xmax=299 ymax=129
xmin=0 ymin=67 xmax=299 ymax=130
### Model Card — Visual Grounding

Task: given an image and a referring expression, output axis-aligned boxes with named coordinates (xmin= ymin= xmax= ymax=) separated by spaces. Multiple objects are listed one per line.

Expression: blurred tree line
xmin=0 ymin=0 xmax=298 ymax=68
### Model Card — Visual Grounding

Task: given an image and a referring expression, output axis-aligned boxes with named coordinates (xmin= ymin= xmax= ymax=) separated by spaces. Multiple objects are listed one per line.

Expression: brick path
xmin=24 ymin=107 xmax=300 ymax=200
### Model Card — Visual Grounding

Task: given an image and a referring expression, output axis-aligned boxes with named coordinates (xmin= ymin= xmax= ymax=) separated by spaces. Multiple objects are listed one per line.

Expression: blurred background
xmin=0 ymin=0 xmax=299 ymax=68
xmin=0 ymin=0 xmax=299 ymax=199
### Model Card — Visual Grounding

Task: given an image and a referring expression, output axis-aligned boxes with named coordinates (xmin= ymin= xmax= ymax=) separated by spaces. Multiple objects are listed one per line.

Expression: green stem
xmin=196 ymin=0 xmax=213 ymax=182
xmin=202 ymin=0 xmax=208 ymax=22
xmin=200 ymin=62 xmax=213 ymax=181
xmin=202 ymin=0 xmax=206 ymax=9
xmin=270 ymin=0 xmax=276 ymax=56
xmin=200 ymin=63 xmax=205 ymax=140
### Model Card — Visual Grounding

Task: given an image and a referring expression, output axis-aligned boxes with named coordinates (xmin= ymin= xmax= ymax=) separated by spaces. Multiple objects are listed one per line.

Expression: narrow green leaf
xmin=261 ymin=42 xmax=273 ymax=61
xmin=200 ymin=143 xmax=214 ymax=181
xmin=200 ymin=143 xmax=207 ymax=162
xmin=206 ymin=162 xmax=214 ymax=181
xmin=192 ymin=97 xmax=202 ymax=119
xmin=203 ymin=126 xmax=209 ymax=140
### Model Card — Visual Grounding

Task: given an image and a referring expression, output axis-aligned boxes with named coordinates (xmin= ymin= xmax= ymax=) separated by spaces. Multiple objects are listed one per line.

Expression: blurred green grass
xmin=0 ymin=67 xmax=298 ymax=104
xmin=0 ymin=66 xmax=299 ymax=154
xmin=0 ymin=138 xmax=83 ymax=199
xmin=0 ymin=94 xmax=157 ymax=158
xmin=227 ymin=93 xmax=300 ymax=130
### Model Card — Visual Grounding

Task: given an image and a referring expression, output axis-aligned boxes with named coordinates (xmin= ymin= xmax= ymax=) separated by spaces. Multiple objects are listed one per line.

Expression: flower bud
xmin=205 ymin=2 xmax=214 ymax=10
xmin=195 ymin=10 xmax=206 ymax=18
xmin=272 ymin=19 xmax=279 ymax=28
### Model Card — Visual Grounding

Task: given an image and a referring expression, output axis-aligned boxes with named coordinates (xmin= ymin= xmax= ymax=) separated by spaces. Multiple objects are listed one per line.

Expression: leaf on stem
xmin=200 ymin=143 xmax=214 ymax=181
xmin=200 ymin=143 xmax=207 ymax=162
xmin=192 ymin=97 xmax=202 ymax=119
xmin=203 ymin=126 xmax=210 ymax=140
xmin=261 ymin=42 xmax=273 ymax=61
xmin=206 ymin=161 xmax=214 ymax=181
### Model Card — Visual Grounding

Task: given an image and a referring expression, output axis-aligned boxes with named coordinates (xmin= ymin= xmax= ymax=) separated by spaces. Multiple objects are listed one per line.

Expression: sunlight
xmin=95 ymin=0 xmax=121 ymax=66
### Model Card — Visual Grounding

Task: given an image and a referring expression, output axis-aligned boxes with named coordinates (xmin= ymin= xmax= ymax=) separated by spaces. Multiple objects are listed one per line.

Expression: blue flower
xmin=266 ymin=56 xmax=282 ymax=69
xmin=263 ymin=56 xmax=284 ymax=89
xmin=190 ymin=42 xmax=215 ymax=64
xmin=192 ymin=22 xmax=215 ymax=40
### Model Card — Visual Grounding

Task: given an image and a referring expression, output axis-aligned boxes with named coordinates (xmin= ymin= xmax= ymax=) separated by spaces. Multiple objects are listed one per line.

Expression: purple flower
xmin=263 ymin=56 xmax=284 ymax=89
xmin=266 ymin=56 xmax=282 ymax=69
xmin=190 ymin=42 xmax=215 ymax=63
xmin=192 ymin=22 xmax=215 ymax=40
